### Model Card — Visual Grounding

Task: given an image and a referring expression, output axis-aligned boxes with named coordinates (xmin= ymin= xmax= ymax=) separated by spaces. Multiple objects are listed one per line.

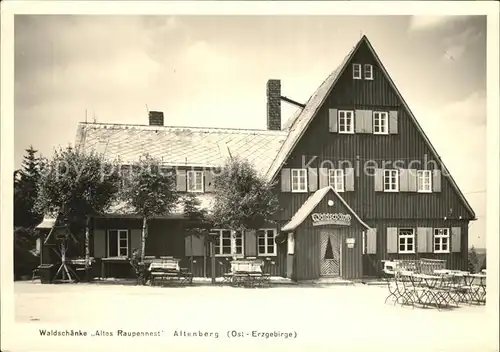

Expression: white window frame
xmin=373 ymin=111 xmax=388 ymax=135
xmin=187 ymin=170 xmax=204 ymax=193
xmin=213 ymin=229 xmax=244 ymax=257
xmin=291 ymin=168 xmax=308 ymax=193
xmin=434 ymin=228 xmax=450 ymax=253
xmin=417 ymin=170 xmax=432 ymax=193
xmin=328 ymin=169 xmax=345 ymax=192
xmin=107 ymin=229 xmax=129 ymax=258
xmin=384 ymin=169 xmax=399 ymax=192
xmin=364 ymin=64 xmax=373 ymax=80
xmin=257 ymin=229 xmax=277 ymax=256
xmin=398 ymin=228 xmax=415 ymax=254
xmin=338 ymin=110 xmax=354 ymax=134
xmin=352 ymin=63 xmax=362 ymax=79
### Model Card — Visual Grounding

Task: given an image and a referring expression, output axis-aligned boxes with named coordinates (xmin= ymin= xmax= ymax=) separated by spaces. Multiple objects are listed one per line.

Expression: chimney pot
xmin=149 ymin=111 xmax=164 ymax=126
xmin=266 ymin=79 xmax=281 ymax=131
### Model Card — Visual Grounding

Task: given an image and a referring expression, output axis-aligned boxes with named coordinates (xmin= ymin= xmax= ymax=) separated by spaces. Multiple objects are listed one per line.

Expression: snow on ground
xmin=6 ymin=281 xmax=496 ymax=352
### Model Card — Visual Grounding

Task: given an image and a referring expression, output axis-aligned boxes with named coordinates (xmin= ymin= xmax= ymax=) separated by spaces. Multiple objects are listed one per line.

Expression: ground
xmin=5 ymin=281 xmax=496 ymax=352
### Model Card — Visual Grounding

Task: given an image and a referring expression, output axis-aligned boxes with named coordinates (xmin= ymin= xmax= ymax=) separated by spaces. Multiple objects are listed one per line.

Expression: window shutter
xmin=176 ymin=169 xmax=187 ymax=192
xmin=417 ymin=227 xmax=431 ymax=253
xmin=184 ymin=235 xmax=193 ymax=256
xmin=329 ymin=109 xmax=338 ymax=132
xmin=345 ymin=168 xmax=355 ymax=191
xmin=389 ymin=110 xmax=398 ymax=134
xmin=451 ymin=227 xmax=461 ymax=253
xmin=318 ymin=168 xmax=329 ymax=188
xmin=191 ymin=235 xmax=205 ymax=256
xmin=387 ymin=227 xmax=398 ymax=254
xmin=374 ymin=168 xmax=384 ymax=192
xmin=130 ymin=229 xmax=142 ymax=255
xmin=399 ymin=169 xmax=409 ymax=192
xmin=204 ymin=170 xmax=214 ymax=192
xmin=408 ymin=169 xmax=418 ymax=192
xmin=287 ymin=233 xmax=295 ymax=255
xmin=93 ymin=229 xmax=106 ymax=258
xmin=355 ymin=110 xmax=373 ymax=133
xmin=245 ymin=230 xmax=257 ymax=257
xmin=432 ymin=169 xmax=441 ymax=192
xmin=367 ymin=228 xmax=377 ymax=254
xmin=281 ymin=168 xmax=291 ymax=192
xmin=426 ymin=228 xmax=434 ymax=253
xmin=308 ymin=168 xmax=318 ymax=192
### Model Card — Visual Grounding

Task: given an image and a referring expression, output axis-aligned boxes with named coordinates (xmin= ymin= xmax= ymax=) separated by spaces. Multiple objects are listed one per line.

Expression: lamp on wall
xmin=327 ymin=200 xmax=334 ymax=207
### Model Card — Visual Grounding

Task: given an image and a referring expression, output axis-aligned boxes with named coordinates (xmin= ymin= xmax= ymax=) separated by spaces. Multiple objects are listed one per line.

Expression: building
xmin=71 ymin=35 xmax=476 ymax=281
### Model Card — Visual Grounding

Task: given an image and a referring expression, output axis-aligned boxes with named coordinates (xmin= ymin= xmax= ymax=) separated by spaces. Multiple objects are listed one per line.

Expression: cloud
xmin=408 ymin=15 xmax=469 ymax=31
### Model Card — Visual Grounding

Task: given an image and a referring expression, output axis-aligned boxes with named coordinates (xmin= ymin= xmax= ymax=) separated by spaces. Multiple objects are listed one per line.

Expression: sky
xmin=13 ymin=14 xmax=487 ymax=248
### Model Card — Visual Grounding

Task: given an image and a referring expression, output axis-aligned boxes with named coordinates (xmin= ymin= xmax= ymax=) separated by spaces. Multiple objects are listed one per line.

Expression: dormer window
xmin=364 ymin=64 xmax=373 ymax=80
xmin=352 ymin=64 xmax=361 ymax=79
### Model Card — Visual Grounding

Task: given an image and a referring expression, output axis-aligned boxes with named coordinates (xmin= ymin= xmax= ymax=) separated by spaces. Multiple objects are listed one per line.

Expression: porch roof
xmin=36 ymin=216 xmax=57 ymax=229
xmin=281 ymin=186 xmax=370 ymax=232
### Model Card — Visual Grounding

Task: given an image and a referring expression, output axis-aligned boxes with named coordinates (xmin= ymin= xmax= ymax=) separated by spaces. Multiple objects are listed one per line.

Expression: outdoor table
xmin=148 ymin=259 xmax=192 ymax=286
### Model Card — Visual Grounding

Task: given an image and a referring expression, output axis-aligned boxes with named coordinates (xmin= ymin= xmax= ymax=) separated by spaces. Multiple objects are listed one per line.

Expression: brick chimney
xmin=148 ymin=111 xmax=164 ymax=126
xmin=266 ymin=79 xmax=281 ymax=131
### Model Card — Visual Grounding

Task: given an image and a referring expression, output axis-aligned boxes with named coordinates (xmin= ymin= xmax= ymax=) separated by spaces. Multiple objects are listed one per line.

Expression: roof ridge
xmin=78 ymin=122 xmax=289 ymax=135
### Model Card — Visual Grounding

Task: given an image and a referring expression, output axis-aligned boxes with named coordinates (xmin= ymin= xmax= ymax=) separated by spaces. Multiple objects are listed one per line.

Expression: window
xmin=398 ymin=228 xmax=415 ymax=254
xmin=187 ymin=170 xmax=204 ymax=192
xmin=108 ymin=229 xmax=129 ymax=257
xmin=373 ymin=111 xmax=388 ymax=134
xmin=214 ymin=230 xmax=243 ymax=256
xmin=364 ymin=64 xmax=373 ymax=80
xmin=329 ymin=169 xmax=344 ymax=192
xmin=417 ymin=170 xmax=432 ymax=193
xmin=338 ymin=110 xmax=354 ymax=134
xmin=291 ymin=169 xmax=307 ymax=193
xmin=121 ymin=165 xmax=131 ymax=189
xmin=353 ymin=64 xmax=361 ymax=79
xmin=384 ymin=169 xmax=399 ymax=192
xmin=434 ymin=228 xmax=450 ymax=253
xmin=258 ymin=229 xmax=277 ymax=256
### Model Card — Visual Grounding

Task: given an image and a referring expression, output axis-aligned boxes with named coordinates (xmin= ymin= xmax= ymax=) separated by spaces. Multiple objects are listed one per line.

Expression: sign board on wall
xmin=311 ymin=213 xmax=352 ymax=226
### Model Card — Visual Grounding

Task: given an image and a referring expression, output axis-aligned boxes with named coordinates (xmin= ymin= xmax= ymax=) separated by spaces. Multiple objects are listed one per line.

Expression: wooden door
xmin=320 ymin=231 xmax=341 ymax=277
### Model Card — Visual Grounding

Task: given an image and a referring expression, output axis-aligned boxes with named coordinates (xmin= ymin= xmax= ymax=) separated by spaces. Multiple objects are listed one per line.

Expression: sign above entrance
xmin=311 ymin=213 xmax=351 ymax=226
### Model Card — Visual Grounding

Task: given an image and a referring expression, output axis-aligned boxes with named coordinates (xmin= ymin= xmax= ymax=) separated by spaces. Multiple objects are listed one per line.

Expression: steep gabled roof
xmin=281 ymin=186 xmax=370 ymax=232
xmin=266 ymin=35 xmax=476 ymax=220
xmin=75 ymin=122 xmax=287 ymax=175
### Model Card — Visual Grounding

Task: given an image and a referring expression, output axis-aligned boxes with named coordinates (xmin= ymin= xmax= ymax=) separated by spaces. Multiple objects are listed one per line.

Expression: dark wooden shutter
xmin=176 ymin=169 xmax=187 ymax=192
xmin=329 ymin=109 xmax=338 ymax=132
xmin=374 ymin=168 xmax=384 ymax=192
xmin=399 ymin=169 xmax=409 ymax=192
xmin=345 ymin=168 xmax=355 ymax=191
xmin=432 ymin=169 xmax=442 ymax=192
xmin=192 ymin=235 xmax=205 ymax=256
xmin=308 ymin=168 xmax=318 ymax=192
xmin=281 ymin=168 xmax=291 ymax=192
xmin=245 ymin=230 xmax=257 ymax=257
xmin=205 ymin=170 xmax=214 ymax=192
xmin=451 ymin=227 xmax=461 ymax=253
xmin=389 ymin=110 xmax=398 ymax=134
xmin=93 ymin=229 xmax=106 ymax=258
xmin=184 ymin=235 xmax=193 ymax=256
xmin=318 ymin=168 xmax=329 ymax=188
xmin=387 ymin=227 xmax=398 ymax=254
xmin=417 ymin=227 xmax=431 ymax=253
xmin=408 ymin=169 xmax=418 ymax=192
xmin=366 ymin=228 xmax=377 ymax=254
xmin=130 ymin=229 xmax=142 ymax=255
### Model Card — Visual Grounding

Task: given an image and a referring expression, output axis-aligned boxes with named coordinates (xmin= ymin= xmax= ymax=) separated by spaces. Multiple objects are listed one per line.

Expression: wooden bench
xmin=148 ymin=259 xmax=193 ymax=286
